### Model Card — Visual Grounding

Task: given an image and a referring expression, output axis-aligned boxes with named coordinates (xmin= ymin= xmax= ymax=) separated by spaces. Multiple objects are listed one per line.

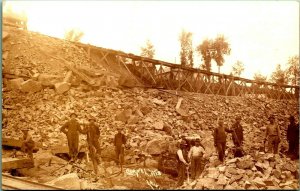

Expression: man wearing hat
xmin=188 ymin=138 xmax=205 ymax=180
xmin=226 ymin=115 xmax=244 ymax=157
xmin=176 ymin=139 xmax=190 ymax=187
xmin=61 ymin=112 xmax=83 ymax=162
xmin=114 ymin=126 xmax=127 ymax=166
xmin=21 ymin=127 xmax=35 ymax=160
xmin=214 ymin=118 xmax=231 ymax=162
xmin=264 ymin=115 xmax=281 ymax=154
xmin=287 ymin=115 xmax=299 ymax=159
xmin=82 ymin=116 xmax=102 ymax=174
xmin=229 ymin=115 xmax=244 ymax=147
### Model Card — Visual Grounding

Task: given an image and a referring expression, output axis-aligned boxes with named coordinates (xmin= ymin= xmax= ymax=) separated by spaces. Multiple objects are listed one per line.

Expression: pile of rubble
xmin=194 ymin=152 xmax=298 ymax=189
xmin=2 ymin=26 xmax=299 ymax=189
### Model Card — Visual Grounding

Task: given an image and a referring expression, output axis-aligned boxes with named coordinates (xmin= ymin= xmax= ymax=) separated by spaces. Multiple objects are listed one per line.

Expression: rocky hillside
xmin=2 ymin=26 xmax=299 ymax=190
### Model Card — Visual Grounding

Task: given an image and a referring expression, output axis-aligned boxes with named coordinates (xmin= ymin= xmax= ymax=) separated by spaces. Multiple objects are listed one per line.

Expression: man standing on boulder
xmin=61 ymin=113 xmax=83 ymax=162
xmin=114 ymin=126 xmax=127 ymax=166
xmin=214 ymin=118 xmax=230 ymax=162
xmin=264 ymin=115 xmax=281 ymax=154
xmin=176 ymin=139 xmax=190 ymax=187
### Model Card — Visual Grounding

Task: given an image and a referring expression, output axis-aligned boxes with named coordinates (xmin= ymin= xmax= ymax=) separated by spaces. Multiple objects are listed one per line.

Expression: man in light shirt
xmin=176 ymin=140 xmax=190 ymax=187
xmin=264 ymin=115 xmax=281 ymax=154
xmin=188 ymin=138 xmax=205 ymax=180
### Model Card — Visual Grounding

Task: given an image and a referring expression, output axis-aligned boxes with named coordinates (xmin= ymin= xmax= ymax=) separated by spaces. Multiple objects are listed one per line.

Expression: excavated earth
xmin=2 ymin=26 xmax=299 ymax=189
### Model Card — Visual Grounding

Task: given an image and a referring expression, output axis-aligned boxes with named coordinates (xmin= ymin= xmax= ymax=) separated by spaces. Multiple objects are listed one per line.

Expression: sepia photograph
xmin=1 ymin=0 xmax=299 ymax=190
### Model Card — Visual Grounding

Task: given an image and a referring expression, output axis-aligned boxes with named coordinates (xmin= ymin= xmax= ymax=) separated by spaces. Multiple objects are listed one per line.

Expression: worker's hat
xmin=180 ymin=140 xmax=188 ymax=146
xmin=21 ymin=128 xmax=30 ymax=132
xmin=70 ymin=113 xmax=77 ymax=117
xmin=268 ymin=115 xmax=275 ymax=120
xmin=117 ymin=126 xmax=123 ymax=130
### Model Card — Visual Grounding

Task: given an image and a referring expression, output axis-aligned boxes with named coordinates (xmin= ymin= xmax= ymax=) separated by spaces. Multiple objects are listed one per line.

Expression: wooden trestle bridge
xmin=74 ymin=42 xmax=298 ymax=100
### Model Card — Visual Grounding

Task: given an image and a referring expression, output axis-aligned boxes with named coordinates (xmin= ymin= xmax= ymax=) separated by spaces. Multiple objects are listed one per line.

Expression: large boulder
xmin=118 ymin=75 xmax=138 ymax=88
xmin=54 ymin=82 xmax=71 ymax=94
xmin=20 ymin=79 xmax=42 ymax=93
xmin=8 ymin=78 xmax=24 ymax=90
xmin=38 ymin=74 xmax=61 ymax=87
xmin=115 ymin=109 xmax=132 ymax=123
xmin=145 ymin=136 xmax=173 ymax=155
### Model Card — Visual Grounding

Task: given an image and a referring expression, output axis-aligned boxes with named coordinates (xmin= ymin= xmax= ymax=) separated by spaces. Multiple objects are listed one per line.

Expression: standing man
xmin=213 ymin=118 xmax=230 ymax=162
xmin=227 ymin=115 xmax=244 ymax=157
xmin=230 ymin=116 xmax=244 ymax=147
xmin=61 ymin=113 xmax=83 ymax=162
xmin=114 ymin=126 xmax=127 ymax=166
xmin=264 ymin=115 xmax=281 ymax=154
xmin=287 ymin=115 xmax=299 ymax=159
xmin=82 ymin=116 xmax=102 ymax=174
xmin=176 ymin=140 xmax=190 ymax=187
xmin=21 ymin=127 xmax=35 ymax=161
xmin=188 ymin=138 xmax=205 ymax=180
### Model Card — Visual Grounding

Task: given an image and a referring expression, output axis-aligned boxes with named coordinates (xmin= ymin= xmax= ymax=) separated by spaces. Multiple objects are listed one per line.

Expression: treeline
xmin=140 ymin=30 xmax=299 ymax=87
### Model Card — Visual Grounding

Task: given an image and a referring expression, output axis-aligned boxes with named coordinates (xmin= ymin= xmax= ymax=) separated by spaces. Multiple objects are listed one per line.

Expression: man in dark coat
xmin=82 ymin=117 xmax=101 ymax=155
xmin=287 ymin=115 xmax=299 ymax=159
xmin=114 ymin=126 xmax=127 ymax=165
xmin=230 ymin=116 xmax=243 ymax=147
xmin=82 ymin=116 xmax=102 ymax=174
xmin=227 ymin=115 xmax=244 ymax=157
xmin=214 ymin=118 xmax=230 ymax=162
xmin=61 ymin=113 xmax=83 ymax=162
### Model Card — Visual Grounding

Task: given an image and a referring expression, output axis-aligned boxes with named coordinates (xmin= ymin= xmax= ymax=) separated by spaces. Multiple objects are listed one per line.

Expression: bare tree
xmin=140 ymin=39 xmax=155 ymax=59
xmin=231 ymin=60 xmax=245 ymax=76
xmin=64 ymin=28 xmax=84 ymax=42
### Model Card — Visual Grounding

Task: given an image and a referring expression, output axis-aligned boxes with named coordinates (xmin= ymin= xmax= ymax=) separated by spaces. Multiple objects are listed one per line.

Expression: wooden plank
xmin=2 ymin=158 xmax=34 ymax=170
xmin=2 ymin=137 xmax=39 ymax=152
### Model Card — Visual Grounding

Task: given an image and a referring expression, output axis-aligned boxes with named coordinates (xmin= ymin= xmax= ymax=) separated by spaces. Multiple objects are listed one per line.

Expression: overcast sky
xmin=5 ymin=1 xmax=299 ymax=79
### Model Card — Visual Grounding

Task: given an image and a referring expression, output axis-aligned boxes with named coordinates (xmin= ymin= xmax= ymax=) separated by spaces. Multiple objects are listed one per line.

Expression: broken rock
xmin=8 ymin=78 xmax=24 ymax=90
xmin=54 ymin=82 xmax=71 ymax=94
xmin=145 ymin=138 xmax=169 ymax=155
xmin=47 ymin=173 xmax=81 ymax=189
xmin=153 ymin=120 xmax=164 ymax=130
xmin=115 ymin=109 xmax=132 ymax=123
xmin=236 ymin=158 xmax=254 ymax=169
xmin=20 ymin=79 xmax=42 ymax=93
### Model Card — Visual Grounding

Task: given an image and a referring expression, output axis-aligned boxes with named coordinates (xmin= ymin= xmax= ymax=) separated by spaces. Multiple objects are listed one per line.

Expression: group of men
xmin=60 ymin=113 xmax=127 ymax=168
xmin=19 ymin=112 xmax=298 ymax=186
xmin=176 ymin=114 xmax=299 ymax=187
